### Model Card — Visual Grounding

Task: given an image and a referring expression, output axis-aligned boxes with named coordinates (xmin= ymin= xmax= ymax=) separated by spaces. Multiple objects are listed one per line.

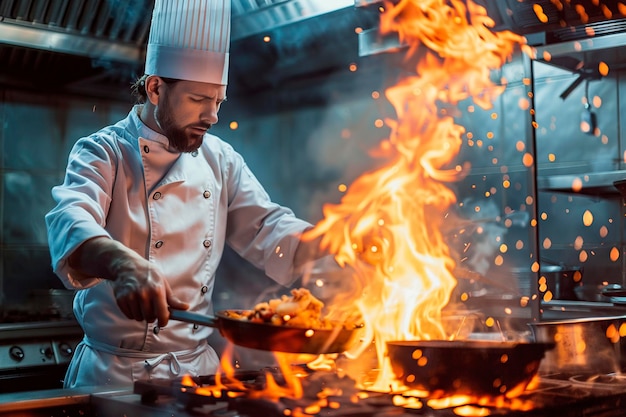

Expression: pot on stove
xmin=386 ymin=340 xmax=554 ymax=398
xmin=528 ymin=316 xmax=626 ymax=375
xmin=540 ymin=264 xmax=583 ymax=301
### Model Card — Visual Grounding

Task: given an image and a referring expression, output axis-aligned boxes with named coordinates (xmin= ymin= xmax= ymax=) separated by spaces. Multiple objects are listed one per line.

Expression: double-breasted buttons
xmin=201 ymin=285 xmax=208 ymax=294
xmin=191 ymin=151 xmax=199 ymax=157
xmin=203 ymin=190 xmax=211 ymax=199
xmin=155 ymin=240 xmax=163 ymax=249
xmin=203 ymin=239 xmax=212 ymax=249
xmin=193 ymin=324 xmax=199 ymax=330
xmin=153 ymin=192 xmax=162 ymax=200
xmin=153 ymin=326 xmax=160 ymax=335
xmin=143 ymin=145 xmax=150 ymax=153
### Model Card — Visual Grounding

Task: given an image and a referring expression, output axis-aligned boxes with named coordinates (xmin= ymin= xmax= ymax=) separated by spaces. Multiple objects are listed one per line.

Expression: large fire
xmin=181 ymin=0 xmax=626 ymax=412
xmin=174 ymin=0 xmax=626 ymax=413
xmin=303 ymin=0 xmax=524 ymax=391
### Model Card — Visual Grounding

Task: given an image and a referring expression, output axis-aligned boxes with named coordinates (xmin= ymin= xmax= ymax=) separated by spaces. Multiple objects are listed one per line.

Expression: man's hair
xmin=131 ymin=74 xmax=149 ymax=103
xmin=131 ymin=75 xmax=181 ymax=104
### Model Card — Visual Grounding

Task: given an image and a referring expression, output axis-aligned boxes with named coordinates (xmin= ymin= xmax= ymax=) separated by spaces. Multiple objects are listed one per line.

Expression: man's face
xmin=154 ymin=79 xmax=227 ymax=153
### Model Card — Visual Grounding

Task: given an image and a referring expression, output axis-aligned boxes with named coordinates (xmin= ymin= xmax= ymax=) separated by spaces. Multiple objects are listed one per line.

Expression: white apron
xmin=64 ymin=336 xmax=220 ymax=388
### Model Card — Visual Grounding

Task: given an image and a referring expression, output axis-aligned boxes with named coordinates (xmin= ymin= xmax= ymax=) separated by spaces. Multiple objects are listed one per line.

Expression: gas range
xmin=0 ymin=319 xmax=83 ymax=392
xmin=85 ymin=369 xmax=626 ymax=417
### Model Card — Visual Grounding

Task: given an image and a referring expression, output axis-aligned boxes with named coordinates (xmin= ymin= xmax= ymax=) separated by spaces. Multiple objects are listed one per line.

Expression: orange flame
xmin=304 ymin=0 xmax=524 ymax=392
xmin=182 ymin=345 xmax=306 ymax=402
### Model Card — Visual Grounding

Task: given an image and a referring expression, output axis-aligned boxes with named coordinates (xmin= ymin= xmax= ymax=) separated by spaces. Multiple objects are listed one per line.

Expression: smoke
xmin=104 ymin=0 xmax=152 ymax=32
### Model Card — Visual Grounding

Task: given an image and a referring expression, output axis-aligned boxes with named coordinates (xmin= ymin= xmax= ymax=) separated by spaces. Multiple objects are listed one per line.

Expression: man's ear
xmin=145 ymin=76 xmax=162 ymax=105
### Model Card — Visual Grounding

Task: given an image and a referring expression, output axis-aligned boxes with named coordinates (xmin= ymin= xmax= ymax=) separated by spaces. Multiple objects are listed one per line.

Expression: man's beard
xmin=155 ymin=93 xmax=210 ymax=153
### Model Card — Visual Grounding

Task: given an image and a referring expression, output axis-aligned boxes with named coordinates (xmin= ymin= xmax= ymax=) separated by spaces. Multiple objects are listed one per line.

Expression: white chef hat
xmin=145 ymin=0 xmax=230 ymax=85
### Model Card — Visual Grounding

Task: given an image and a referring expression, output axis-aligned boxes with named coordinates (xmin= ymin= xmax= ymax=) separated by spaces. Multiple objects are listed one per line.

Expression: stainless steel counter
xmin=537 ymin=170 xmax=626 ymax=196
xmin=541 ymin=299 xmax=626 ymax=319
xmin=0 ymin=386 xmax=130 ymax=416
xmin=0 ymin=319 xmax=82 ymax=342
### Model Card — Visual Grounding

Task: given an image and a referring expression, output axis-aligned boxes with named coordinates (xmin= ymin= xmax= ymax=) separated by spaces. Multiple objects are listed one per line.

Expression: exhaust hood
xmin=357 ymin=0 xmax=626 ymax=68
xmin=0 ymin=0 xmax=373 ymax=99
xmin=1 ymin=0 xmax=625 ymax=101
xmin=0 ymin=0 xmax=356 ymax=64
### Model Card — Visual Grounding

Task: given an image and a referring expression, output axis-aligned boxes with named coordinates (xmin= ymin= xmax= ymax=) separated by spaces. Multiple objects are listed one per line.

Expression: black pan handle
xmin=601 ymin=287 xmax=626 ymax=297
xmin=169 ymin=308 xmax=219 ymax=328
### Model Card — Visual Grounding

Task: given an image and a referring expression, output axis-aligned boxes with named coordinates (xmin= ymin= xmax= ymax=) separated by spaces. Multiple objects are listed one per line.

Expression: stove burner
xmin=570 ymin=373 xmax=626 ymax=386
xmin=135 ymin=369 xmax=403 ymax=416
xmin=132 ymin=370 xmax=626 ymax=417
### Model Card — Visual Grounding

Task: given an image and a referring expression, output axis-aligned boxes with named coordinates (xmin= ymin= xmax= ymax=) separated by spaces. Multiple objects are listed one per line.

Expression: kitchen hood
xmin=357 ymin=0 xmax=626 ymax=70
xmin=1 ymin=0 xmax=625 ymax=101
xmin=0 ymin=0 xmax=375 ymax=100
xmin=0 ymin=0 xmax=356 ymax=63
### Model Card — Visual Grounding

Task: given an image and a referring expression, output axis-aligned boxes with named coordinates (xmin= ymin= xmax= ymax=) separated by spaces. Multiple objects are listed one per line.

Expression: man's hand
xmin=68 ymin=237 xmax=189 ymax=326
xmin=111 ymin=255 xmax=189 ymax=326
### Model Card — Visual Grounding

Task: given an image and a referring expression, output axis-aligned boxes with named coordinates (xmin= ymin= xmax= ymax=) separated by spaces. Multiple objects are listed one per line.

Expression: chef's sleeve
xmin=45 ymin=136 xmax=115 ymax=289
xmin=224 ymin=152 xmax=312 ymax=286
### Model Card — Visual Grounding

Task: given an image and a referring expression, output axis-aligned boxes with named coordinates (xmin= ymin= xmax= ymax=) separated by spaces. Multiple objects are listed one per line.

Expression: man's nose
xmin=201 ymin=102 xmax=219 ymax=125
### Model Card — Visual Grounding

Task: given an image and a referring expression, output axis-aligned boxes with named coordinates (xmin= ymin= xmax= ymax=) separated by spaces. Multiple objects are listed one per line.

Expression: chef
xmin=45 ymin=0 xmax=321 ymax=388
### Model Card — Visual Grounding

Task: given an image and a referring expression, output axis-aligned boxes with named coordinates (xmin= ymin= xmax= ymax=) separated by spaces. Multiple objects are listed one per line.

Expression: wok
xmin=169 ymin=308 xmax=359 ymax=354
xmin=386 ymin=340 xmax=554 ymax=398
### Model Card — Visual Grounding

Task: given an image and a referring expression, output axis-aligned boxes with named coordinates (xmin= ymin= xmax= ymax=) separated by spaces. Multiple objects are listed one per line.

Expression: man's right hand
xmin=68 ymin=237 xmax=189 ymax=326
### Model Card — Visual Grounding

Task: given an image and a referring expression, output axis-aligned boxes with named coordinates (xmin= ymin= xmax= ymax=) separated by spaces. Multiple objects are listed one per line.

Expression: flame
xmin=304 ymin=0 xmax=523 ymax=392
xmin=181 ymin=345 xmax=307 ymax=403
xmin=177 ymin=0 xmax=626 ymax=410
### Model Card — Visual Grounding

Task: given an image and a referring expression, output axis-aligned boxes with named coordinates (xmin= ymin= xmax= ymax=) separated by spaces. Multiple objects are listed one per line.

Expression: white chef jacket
xmin=45 ymin=105 xmax=311 ymax=388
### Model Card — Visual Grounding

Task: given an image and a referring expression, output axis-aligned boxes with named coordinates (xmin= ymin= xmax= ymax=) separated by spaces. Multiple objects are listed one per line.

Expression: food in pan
xmin=235 ymin=288 xmax=337 ymax=330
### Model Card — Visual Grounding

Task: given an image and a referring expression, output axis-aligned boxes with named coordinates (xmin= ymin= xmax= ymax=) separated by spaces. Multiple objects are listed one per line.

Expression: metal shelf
xmin=537 ymin=170 xmax=626 ymax=196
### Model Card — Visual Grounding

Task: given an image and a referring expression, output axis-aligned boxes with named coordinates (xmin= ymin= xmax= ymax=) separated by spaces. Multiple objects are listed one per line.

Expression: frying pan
xmin=386 ymin=340 xmax=554 ymax=398
xmin=600 ymin=285 xmax=626 ymax=303
xmin=169 ymin=308 xmax=360 ymax=354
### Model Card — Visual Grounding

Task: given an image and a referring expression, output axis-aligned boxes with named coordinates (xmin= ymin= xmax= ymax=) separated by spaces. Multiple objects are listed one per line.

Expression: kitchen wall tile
xmin=3 ymin=172 xmax=61 ymax=245
xmin=2 ymin=91 xmax=64 ymax=171
xmin=1 ymin=247 xmax=60 ymax=306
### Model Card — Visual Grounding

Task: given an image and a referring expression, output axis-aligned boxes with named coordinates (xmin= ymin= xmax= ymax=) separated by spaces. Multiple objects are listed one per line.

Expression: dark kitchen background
xmin=1 ymin=0 xmax=626 ymax=387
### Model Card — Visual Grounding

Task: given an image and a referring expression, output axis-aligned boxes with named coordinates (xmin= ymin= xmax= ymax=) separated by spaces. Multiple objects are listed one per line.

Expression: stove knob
xmin=58 ymin=343 xmax=74 ymax=357
xmin=40 ymin=347 xmax=54 ymax=359
xmin=9 ymin=346 xmax=25 ymax=362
